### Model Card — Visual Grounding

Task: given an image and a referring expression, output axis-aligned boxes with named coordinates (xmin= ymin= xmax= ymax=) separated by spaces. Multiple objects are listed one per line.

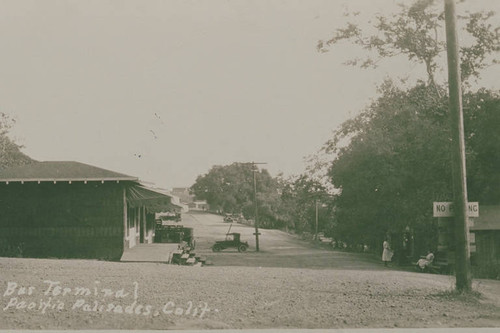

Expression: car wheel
xmin=238 ymin=244 xmax=247 ymax=252
xmin=212 ymin=244 xmax=221 ymax=252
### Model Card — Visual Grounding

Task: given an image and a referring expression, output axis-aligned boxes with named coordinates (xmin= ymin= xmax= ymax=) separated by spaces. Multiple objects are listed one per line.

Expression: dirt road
xmin=1 ymin=211 xmax=500 ymax=329
xmin=181 ymin=211 xmax=384 ymax=270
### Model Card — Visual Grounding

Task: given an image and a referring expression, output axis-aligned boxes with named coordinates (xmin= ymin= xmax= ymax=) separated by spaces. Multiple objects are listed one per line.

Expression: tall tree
xmin=0 ymin=113 xmax=34 ymax=169
xmin=280 ymin=174 xmax=334 ymax=235
xmin=324 ymin=82 xmax=452 ymax=250
xmin=464 ymin=89 xmax=500 ymax=204
xmin=313 ymin=0 xmax=499 ymax=255
xmin=190 ymin=163 xmax=284 ymax=228
xmin=317 ymin=0 xmax=499 ymax=89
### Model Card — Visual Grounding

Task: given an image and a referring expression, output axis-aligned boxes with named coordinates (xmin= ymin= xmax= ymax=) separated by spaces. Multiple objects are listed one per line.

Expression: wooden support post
xmin=123 ymin=187 xmax=128 ymax=246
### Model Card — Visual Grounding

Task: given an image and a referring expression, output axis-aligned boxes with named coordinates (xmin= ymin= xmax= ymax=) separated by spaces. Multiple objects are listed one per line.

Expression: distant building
xmin=0 ymin=161 xmax=177 ymax=260
xmin=189 ymin=200 xmax=209 ymax=211
xmin=168 ymin=194 xmax=189 ymax=213
xmin=470 ymin=205 xmax=500 ymax=278
xmin=171 ymin=187 xmax=210 ymax=211
xmin=171 ymin=187 xmax=194 ymax=205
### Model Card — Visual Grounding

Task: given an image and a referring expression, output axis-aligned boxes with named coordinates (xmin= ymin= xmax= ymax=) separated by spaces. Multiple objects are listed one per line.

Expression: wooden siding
xmin=473 ymin=231 xmax=500 ymax=278
xmin=0 ymin=182 xmax=125 ymax=260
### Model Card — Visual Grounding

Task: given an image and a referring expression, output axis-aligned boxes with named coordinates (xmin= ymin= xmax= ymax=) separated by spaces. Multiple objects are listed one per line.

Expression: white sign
xmin=433 ymin=202 xmax=479 ymax=217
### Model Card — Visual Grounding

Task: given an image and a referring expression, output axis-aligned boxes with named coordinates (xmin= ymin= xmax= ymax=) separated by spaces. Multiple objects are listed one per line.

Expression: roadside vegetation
xmin=0 ymin=113 xmax=34 ymax=169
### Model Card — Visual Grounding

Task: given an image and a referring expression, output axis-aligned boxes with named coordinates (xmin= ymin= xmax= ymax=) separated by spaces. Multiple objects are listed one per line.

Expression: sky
xmin=1 ymin=0 xmax=499 ymax=189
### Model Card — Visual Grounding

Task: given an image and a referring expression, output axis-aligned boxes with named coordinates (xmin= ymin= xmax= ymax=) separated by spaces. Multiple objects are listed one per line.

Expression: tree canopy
xmin=314 ymin=0 xmax=500 ymax=254
xmin=190 ymin=163 xmax=284 ymax=228
xmin=279 ymin=174 xmax=334 ymax=234
xmin=317 ymin=0 xmax=499 ymax=88
xmin=0 ymin=113 xmax=34 ymax=169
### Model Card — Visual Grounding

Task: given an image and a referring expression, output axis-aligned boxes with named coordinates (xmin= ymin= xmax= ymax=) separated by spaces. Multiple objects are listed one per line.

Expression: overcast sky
xmin=1 ymin=0 xmax=498 ymax=189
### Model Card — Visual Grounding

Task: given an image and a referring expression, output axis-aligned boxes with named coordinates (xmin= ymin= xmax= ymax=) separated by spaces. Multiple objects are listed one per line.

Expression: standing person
xmin=382 ymin=238 xmax=393 ymax=267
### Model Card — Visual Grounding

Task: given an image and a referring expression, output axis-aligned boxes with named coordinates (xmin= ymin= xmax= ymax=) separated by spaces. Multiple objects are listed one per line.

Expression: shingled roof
xmin=0 ymin=161 xmax=138 ymax=183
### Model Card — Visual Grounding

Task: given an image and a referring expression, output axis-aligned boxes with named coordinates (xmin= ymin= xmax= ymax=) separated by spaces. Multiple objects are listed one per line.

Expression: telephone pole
xmin=239 ymin=161 xmax=267 ymax=252
xmin=444 ymin=0 xmax=472 ymax=291
xmin=315 ymin=200 xmax=319 ymax=241
xmin=253 ymin=167 xmax=259 ymax=251
xmin=251 ymin=162 xmax=266 ymax=252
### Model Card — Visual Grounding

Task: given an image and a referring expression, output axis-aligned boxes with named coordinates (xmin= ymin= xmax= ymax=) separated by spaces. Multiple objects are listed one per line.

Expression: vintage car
xmin=160 ymin=211 xmax=181 ymax=222
xmin=212 ymin=233 xmax=249 ymax=252
xmin=223 ymin=214 xmax=234 ymax=223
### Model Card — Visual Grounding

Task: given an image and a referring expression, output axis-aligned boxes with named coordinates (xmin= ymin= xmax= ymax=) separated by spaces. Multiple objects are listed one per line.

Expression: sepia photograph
xmin=0 ymin=0 xmax=499 ymax=331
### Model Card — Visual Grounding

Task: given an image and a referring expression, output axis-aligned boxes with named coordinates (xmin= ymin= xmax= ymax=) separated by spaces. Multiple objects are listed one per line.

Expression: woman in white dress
xmin=382 ymin=239 xmax=393 ymax=267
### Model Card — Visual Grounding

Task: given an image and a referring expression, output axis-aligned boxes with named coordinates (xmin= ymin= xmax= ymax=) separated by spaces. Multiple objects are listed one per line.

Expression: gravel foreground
xmin=1 ymin=257 xmax=500 ymax=330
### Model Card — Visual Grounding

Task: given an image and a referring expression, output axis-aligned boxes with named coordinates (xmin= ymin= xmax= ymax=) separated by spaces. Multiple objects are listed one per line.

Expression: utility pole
xmin=253 ymin=167 xmax=259 ymax=251
xmin=444 ymin=0 xmax=472 ymax=291
xmin=242 ymin=161 xmax=266 ymax=252
xmin=315 ymin=200 xmax=319 ymax=241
